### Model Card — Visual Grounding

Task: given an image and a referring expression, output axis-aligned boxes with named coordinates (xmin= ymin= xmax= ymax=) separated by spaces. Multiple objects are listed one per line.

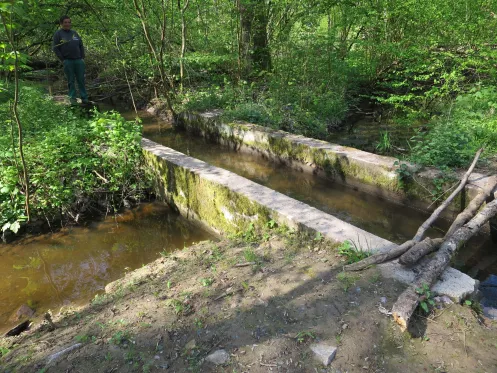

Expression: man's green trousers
xmin=63 ymin=59 xmax=88 ymax=104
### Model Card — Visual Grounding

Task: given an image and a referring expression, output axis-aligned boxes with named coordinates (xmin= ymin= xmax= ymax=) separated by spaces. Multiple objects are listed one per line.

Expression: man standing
xmin=52 ymin=16 xmax=88 ymax=105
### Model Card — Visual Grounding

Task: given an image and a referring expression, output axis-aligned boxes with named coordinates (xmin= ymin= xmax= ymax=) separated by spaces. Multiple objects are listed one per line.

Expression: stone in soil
xmin=310 ymin=343 xmax=337 ymax=366
xmin=205 ymin=349 xmax=230 ymax=365
xmin=11 ymin=304 xmax=35 ymax=321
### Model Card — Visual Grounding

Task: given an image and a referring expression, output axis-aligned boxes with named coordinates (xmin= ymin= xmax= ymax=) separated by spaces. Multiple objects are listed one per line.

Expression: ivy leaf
xmin=420 ymin=302 xmax=429 ymax=313
xmin=10 ymin=221 xmax=20 ymax=233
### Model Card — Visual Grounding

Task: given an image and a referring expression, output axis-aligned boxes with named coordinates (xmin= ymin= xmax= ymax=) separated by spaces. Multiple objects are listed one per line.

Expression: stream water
xmin=134 ymin=111 xmax=495 ymax=280
xmin=0 ymin=202 xmax=214 ymax=333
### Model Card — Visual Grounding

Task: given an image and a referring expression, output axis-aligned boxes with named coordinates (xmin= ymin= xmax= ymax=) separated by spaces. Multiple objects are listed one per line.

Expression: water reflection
xmin=0 ymin=202 xmax=214 ymax=333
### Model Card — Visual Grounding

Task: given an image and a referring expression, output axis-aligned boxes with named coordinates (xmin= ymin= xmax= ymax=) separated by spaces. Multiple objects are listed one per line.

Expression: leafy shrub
xmin=0 ymin=86 xmax=149 ymax=234
xmin=410 ymin=86 xmax=497 ymax=167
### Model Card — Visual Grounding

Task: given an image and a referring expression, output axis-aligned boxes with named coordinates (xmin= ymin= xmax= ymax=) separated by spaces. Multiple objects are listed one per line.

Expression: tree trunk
xmin=237 ymin=0 xmax=271 ymax=79
xmin=392 ymin=198 xmax=497 ymax=331
xmin=178 ymin=0 xmax=190 ymax=92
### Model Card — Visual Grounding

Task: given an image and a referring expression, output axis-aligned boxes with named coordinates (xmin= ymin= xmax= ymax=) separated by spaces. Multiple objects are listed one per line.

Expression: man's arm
xmin=77 ymin=32 xmax=85 ymax=59
xmin=52 ymin=31 xmax=64 ymax=61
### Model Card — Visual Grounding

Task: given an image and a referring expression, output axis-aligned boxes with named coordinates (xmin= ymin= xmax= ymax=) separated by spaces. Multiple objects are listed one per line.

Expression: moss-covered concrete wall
xmin=142 ymin=137 xmax=393 ymax=249
xmin=176 ymin=111 xmax=493 ymax=216
xmin=143 ymin=142 xmax=271 ymax=236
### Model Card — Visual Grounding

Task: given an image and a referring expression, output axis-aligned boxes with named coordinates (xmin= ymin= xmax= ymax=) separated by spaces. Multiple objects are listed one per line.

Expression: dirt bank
xmin=1 ymin=232 xmax=496 ymax=372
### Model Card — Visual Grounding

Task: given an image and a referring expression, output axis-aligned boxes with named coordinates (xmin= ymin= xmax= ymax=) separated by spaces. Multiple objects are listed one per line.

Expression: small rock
xmin=154 ymin=355 xmax=161 ymax=360
xmin=11 ymin=304 xmax=35 ymax=321
xmin=342 ymin=323 xmax=348 ymax=330
xmin=205 ymin=349 xmax=229 ymax=365
xmin=439 ymin=295 xmax=453 ymax=304
xmin=355 ymin=287 xmax=361 ymax=294
xmin=380 ymin=297 xmax=387 ymax=304
xmin=310 ymin=343 xmax=337 ymax=366
xmin=185 ymin=339 xmax=196 ymax=350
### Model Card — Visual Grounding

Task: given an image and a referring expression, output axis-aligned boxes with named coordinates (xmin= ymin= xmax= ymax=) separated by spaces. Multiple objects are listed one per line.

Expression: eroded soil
xmin=1 ymin=234 xmax=496 ymax=373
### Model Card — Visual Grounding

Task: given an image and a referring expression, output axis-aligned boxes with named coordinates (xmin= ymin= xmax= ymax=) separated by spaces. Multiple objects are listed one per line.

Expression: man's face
xmin=61 ymin=18 xmax=71 ymax=30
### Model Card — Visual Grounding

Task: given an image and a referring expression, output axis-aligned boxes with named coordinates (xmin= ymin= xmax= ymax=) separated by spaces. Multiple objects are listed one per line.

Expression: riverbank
xmin=1 ymin=233 xmax=496 ymax=372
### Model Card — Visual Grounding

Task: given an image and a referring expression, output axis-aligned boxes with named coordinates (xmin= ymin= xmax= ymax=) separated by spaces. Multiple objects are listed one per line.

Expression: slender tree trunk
xmin=1 ymin=13 xmax=30 ymax=222
xmin=178 ymin=0 xmax=190 ymax=92
xmin=132 ymin=0 xmax=175 ymax=115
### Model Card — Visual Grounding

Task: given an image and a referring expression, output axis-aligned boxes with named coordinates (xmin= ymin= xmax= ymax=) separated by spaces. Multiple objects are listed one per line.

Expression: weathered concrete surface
xmin=142 ymin=138 xmax=478 ymax=300
xmin=176 ymin=111 xmax=495 ymax=218
xmin=379 ymin=261 xmax=477 ymax=302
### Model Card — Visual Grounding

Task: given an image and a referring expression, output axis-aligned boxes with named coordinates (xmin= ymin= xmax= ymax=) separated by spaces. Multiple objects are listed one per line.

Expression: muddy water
xmin=135 ymin=112 xmax=495 ymax=279
xmin=0 ymin=202 xmax=214 ymax=333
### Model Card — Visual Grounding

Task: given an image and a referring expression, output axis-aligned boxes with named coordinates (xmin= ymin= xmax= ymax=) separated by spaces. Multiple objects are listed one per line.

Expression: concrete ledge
xmin=142 ymin=138 xmax=477 ymax=301
xmin=176 ymin=111 xmax=494 ymax=218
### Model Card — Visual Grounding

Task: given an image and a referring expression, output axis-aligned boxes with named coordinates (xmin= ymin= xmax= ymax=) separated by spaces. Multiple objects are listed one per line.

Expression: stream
xmin=0 ymin=202 xmax=214 ymax=334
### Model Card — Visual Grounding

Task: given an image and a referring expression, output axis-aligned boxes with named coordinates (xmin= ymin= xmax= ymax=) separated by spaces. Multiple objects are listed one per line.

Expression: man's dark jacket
xmin=52 ymin=29 xmax=85 ymax=61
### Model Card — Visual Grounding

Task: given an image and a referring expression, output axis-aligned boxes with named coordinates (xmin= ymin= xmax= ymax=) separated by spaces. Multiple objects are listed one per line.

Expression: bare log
xmin=444 ymin=175 xmax=497 ymax=238
xmin=344 ymin=240 xmax=415 ymax=271
xmin=344 ymin=149 xmax=483 ymax=271
xmin=412 ymin=148 xmax=483 ymax=242
xmin=400 ymin=175 xmax=497 ymax=266
xmin=392 ymin=198 xmax=497 ymax=331
xmin=398 ymin=238 xmax=443 ymax=266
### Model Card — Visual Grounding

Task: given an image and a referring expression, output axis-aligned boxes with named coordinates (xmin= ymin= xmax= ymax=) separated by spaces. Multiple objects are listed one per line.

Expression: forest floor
xmin=1 ymin=234 xmax=497 ymax=373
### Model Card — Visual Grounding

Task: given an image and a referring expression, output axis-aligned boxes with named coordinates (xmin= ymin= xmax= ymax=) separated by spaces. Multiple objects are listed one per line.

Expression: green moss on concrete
xmin=143 ymin=148 xmax=272 ymax=235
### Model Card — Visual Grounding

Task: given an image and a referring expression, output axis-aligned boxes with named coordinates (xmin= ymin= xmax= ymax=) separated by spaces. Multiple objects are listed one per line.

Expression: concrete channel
xmin=142 ymin=137 xmax=478 ymax=301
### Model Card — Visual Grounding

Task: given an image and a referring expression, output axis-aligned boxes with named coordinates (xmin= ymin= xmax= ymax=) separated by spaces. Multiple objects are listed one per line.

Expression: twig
xmin=214 ymin=288 xmax=243 ymax=301
xmin=260 ymin=362 xmax=278 ymax=367
xmin=234 ymin=262 xmax=255 ymax=267
xmin=46 ymin=343 xmax=82 ymax=364
xmin=93 ymin=170 xmax=109 ymax=184
xmin=426 ymin=180 xmax=459 ymax=209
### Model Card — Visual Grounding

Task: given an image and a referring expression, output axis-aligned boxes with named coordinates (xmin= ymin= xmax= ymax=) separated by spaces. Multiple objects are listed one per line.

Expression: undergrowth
xmin=0 ymin=86 xmax=150 ymax=236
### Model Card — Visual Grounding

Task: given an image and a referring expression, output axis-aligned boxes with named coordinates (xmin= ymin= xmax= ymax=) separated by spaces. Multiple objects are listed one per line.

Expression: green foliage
xmin=200 ymin=277 xmax=213 ymax=287
xmin=410 ymin=86 xmax=497 ymax=168
xmin=0 ymin=86 xmax=149 ymax=234
xmin=0 ymin=346 xmax=10 ymax=358
xmin=416 ymin=284 xmax=436 ymax=314
xmin=337 ymin=241 xmax=370 ymax=264
xmin=295 ymin=330 xmax=316 ymax=344
xmin=243 ymin=248 xmax=258 ymax=263
xmin=376 ymin=131 xmax=392 ymax=154
xmin=110 ymin=330 xmax=132 ymax=346
xmin=336 ymin=272 xmax=359 ymax=292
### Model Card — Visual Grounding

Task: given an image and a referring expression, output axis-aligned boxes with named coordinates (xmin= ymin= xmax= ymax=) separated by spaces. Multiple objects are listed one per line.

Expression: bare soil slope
xmin=1 ymin=235 xmax=496 ymax=372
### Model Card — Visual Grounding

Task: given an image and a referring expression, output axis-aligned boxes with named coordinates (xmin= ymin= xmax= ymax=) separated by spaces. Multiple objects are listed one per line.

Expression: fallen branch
xmin=444 ymin=175 xmax=497 ymax=238
xmin=400 ymin=175 xmax=497 ymax=266
xmin=398 ymin=238 xmax=444 ymax=266
xmin=234 ymin=262 xmax=255 ymax=267
xmin=46 ymin=343 xmax=82 ymax=364
xmin=411 ymin=148 xmax=483 ymax=242
xmin=344 ymin=240 xmax=415 ymax=271
xmin=392 ymin=198 xmax=497 ymax=331
xmin=93 ymin=170 xmax=109 ymax=184
xmin=345 ymin=149 xmax=483 ymax=271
